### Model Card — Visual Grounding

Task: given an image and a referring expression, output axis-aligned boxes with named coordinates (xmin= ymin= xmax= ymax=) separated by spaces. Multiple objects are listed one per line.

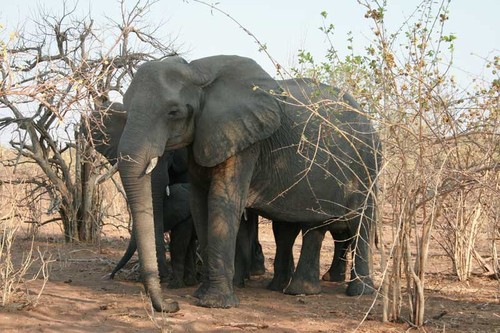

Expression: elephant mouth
xmin=165 ymin=140 xmax=188 ymax=151
xmin=164 ymin=132 xmax=193 ymax=151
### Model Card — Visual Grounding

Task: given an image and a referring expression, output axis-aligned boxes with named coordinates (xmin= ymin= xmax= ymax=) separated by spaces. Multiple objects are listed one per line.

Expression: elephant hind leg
xmin=345 ymin=197 xmax=376 ymax=296
xmin=322 ymin=230 xmax=350 ymax=282
xmin=284 ymin=224 xmax=325 ymax=295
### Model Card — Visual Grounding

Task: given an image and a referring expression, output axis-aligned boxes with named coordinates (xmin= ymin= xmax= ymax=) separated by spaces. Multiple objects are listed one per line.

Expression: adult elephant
xmin=118 ymin=55 xmax=380 ymax=312
xmin=85 ymin=102 xmax=197 ymax=288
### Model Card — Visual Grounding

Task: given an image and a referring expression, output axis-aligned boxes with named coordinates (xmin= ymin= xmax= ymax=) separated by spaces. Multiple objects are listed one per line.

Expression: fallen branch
xmin=220 ymin=322 xmax=270 ymax=330
xmin=473 ymin=248 xmax=499 ymax=279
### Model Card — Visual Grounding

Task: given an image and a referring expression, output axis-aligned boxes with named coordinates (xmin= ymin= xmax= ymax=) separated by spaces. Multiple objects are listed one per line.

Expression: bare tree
xmin=0 ymin=0 xmax=179 ymax=242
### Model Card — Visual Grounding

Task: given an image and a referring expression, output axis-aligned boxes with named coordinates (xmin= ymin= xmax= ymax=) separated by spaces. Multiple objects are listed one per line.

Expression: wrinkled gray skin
xmin=268 ymin=219 xmax=373 ymax=295
xmin=86 ymin=102 xmax=196 ymax=289
xmin=234 ymin=209 xmax=265 ymax=287
xmin=118 ymin=55 xmax=380 ymax=312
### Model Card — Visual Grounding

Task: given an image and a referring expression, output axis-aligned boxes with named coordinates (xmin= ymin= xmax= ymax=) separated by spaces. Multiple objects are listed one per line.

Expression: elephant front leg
xmin=197 ymin=201 xmax=241 ymax=308
xmin=193 ymin=152 xmax=256 ymax=308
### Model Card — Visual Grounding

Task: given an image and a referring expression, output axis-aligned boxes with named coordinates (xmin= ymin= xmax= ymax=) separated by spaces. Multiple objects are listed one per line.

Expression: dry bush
xmin=195 ymin=0 xmax=499 ymax=326
xmin=0 ymin=0 xmax=179 ymax=242
xmin=287 ymin=0 xmax=499 ymax=326
xmin=0 ymin=177 xmax=54 ymax=309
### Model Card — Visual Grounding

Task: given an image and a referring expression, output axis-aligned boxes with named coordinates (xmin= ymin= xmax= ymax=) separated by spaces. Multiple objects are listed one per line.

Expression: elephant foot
xmin=346 ymin=277 xmax=375 ymax=296
xmin=250 ymin=257 xmax=265 ymax=276
xmin=193 ymin=280 xmax=209 ymax=299
xmin=183 ymin=275 xmax=199 ymax=287
xmin=159 ymin=275 xmax=171 ymax=284
xmin=158 ymin=267 xmax=172 ymax=282
xmin=284 ymin=278 xmax=321 ymax=295
xmin=322 ymin=269 xmax=345 ymax=282
xmin=196 ymin=290 xmax=240 ymax=309
xmin=267 ymin=276 xmax=289 ymax=292
xmin=233 ymin=277 xmax=246 ymax=289
xmin=250 ymin=266 xmax=265 ymax=276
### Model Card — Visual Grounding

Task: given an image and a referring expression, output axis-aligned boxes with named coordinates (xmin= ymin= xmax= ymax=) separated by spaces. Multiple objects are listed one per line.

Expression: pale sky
xmin=1 ymin=1 xmax=499 ymax=85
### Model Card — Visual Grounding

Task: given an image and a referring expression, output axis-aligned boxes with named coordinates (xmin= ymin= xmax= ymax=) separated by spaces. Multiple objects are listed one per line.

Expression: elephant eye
xmin=168 ymin=109 xmax=179 ymax=116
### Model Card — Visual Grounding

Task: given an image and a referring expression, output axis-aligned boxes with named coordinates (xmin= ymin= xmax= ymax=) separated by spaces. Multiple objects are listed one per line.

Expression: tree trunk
xmin=60 ymin=133 xmax=103 ymax=243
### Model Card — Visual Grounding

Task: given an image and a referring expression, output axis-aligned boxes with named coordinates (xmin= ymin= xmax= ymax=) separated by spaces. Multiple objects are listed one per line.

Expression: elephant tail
xmin=110 ymin=232 xmax=137 ymax=279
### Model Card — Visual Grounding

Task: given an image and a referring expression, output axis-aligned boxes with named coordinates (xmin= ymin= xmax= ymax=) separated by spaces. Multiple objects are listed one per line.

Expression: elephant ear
xmin=189 ymin=56 xmax=282 ymax=167
xmin=91 ymin=102 xmax=127 ymax=164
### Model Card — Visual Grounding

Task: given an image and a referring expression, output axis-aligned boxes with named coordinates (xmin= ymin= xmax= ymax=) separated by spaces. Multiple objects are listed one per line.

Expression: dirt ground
xmin=1 ymin=220 xmax=499 ymax=333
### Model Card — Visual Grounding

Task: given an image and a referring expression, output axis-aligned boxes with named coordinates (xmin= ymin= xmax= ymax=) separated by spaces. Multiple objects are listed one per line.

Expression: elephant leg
xmin=182 ymin=229 xmax=199 ymax=287
xmin=267 ymin=220 xmax=300 ymax=292
xmin=249 ymin=212 xmax=265 ymax=276
xmin=110 ymin=229 xmax=137 ymax=279
xmin=233 ymin=213 xmax=254 ymax=288
xmin=168 ymin=217 xmax=195 ymax=288
xmin=322 ymin=230 xmax=350 ymax=282
xmin=345 ymin=196 xmax=375 ymax=296
xmin=191 ymin=182 xmax=210 ymax=300
xmin=284 ymin=224 xmax=325 ymax=295
xmin=193 ymin=151 xmax=257 ymax=308
xmin=155 ymin=216 xmax=170 ymax=283
xmin=150 ymin=160 xmax=173 ymax=283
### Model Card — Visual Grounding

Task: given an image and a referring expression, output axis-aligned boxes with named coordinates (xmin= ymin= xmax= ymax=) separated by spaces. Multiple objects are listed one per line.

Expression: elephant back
xmin=277 ymin=78 xmax=379 ymax=183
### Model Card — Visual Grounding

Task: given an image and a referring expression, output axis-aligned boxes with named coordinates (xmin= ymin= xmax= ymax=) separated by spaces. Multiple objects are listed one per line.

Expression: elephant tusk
xmin=166 ymin=185 xmax=170 ymax=196
xmin=145 ymin=157 xmax=158 ymax=174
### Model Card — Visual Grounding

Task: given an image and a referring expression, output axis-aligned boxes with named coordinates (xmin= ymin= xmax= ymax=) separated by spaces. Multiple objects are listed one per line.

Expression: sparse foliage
xmin=291 ymin=0 xmax=499 ymax=327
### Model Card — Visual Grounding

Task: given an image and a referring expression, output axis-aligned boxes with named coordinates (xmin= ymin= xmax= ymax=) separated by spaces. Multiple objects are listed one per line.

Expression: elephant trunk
xmin=118 ymin=133 xmax=178 ymax=313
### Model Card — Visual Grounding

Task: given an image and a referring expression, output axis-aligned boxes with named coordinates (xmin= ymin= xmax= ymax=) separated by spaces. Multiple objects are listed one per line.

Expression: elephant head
xmin=84 ymin=101 xmax=189 ymax=292
xmin=118 ymin=55 xmax=283 ymax=311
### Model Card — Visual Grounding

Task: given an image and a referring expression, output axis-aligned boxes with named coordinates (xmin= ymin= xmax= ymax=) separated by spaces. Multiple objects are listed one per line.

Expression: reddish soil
xmin=1 ymin=220 xmax=499 ymax=333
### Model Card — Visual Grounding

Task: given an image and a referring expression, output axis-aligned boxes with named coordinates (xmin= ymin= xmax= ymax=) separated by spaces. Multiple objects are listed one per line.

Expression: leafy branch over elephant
xmin=118 ymin=55 xmax=380 ymax=312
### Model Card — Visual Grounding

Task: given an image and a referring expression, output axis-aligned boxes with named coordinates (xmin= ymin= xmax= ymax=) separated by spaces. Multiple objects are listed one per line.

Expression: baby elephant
xmin=110 ymin=183 xmax=198 ymax=288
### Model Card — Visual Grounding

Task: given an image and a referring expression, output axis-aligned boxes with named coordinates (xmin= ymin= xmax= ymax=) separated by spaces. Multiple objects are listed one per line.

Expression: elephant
xmin=84 ymin=102 xmax=197 ymax=288
xmin=86 ymin=101 xmax=265 ymax=290
xmin=233 ymin=209 xmax=265 ymax=287
xmin=117 ymin=55 xmax=380 ymax=312
xmin=110 ymin=182 xmax=198 ymax=288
